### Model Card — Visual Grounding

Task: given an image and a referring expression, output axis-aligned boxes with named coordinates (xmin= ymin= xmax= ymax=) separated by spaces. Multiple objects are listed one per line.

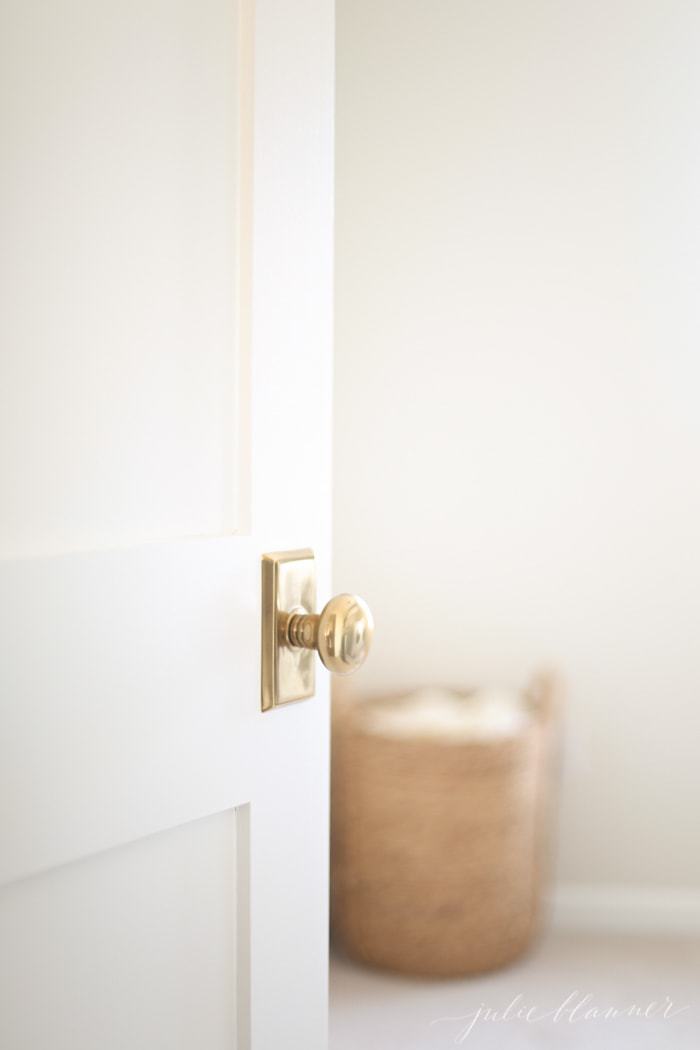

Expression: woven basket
xmin=330 ymin=674 xmax=562 ymax=977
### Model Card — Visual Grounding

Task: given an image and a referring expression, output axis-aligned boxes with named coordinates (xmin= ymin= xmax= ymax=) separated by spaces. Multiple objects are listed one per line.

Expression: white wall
xmin=335 ymin=0 xmax=700 ymax=904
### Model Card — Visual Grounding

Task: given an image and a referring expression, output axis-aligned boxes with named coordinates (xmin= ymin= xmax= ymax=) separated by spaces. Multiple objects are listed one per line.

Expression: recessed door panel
xmin=0 ymin=808 xmax=242 ymax=1050
xmin=0 ymin=0 xmax=244 ymax=558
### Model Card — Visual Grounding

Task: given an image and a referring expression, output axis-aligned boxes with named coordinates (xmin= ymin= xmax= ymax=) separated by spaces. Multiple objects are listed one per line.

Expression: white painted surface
xmin=0 ymin=810 xmax=240 ymax=1050
xmin=0 ymin=0 xmax=242 ymax=557
xmin=553 ymin=884 xmax=700 ymax=938
xmin=0 ymin=0 xmax=334 ymax=1047
xmin=335 ymin=0 xmax=700 ymax=899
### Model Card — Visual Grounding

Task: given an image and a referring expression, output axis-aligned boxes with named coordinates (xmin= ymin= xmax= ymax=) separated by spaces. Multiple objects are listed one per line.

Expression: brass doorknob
xmin=261 ymin=550 xmax=373 ymax=710
xmin=283 ymin=593 xmax=374 ymax=675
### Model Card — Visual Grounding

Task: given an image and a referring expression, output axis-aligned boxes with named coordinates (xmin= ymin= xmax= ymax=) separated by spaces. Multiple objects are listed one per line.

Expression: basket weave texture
xmin=330 ymin=676 xmax=561 ymax=977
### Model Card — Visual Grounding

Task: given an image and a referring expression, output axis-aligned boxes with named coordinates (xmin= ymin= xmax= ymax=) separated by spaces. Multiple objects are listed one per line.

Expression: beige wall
xmin=335 ymin=0 xmax=700 ymax=899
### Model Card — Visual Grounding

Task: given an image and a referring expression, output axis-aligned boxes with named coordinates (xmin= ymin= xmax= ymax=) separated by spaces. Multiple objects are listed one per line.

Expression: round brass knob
xmin=285 ymin=593 xmax=374 ymax=675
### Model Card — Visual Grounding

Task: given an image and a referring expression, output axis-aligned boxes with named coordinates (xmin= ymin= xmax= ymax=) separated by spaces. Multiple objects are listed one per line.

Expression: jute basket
xmin=330 ymin=674 xmax=562 ymax=977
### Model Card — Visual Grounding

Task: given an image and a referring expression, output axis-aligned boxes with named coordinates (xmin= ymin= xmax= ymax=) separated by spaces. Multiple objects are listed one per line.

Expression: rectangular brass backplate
xmin=261 ymin=549 xmax=316 ymax=711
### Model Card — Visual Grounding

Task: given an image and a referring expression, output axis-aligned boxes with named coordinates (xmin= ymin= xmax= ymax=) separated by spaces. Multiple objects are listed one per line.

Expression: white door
xmin=0 ymin=1 xmax=334 ymax=1047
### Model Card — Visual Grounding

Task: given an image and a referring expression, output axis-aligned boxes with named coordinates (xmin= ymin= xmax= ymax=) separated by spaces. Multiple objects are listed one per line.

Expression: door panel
xmin=0 ymin=0 xmax=244 ymax=558
xmin=0 ymin=808 xmax=241 ymax=1050
xmin=0 ymin=0 xmax=334 ymax=1046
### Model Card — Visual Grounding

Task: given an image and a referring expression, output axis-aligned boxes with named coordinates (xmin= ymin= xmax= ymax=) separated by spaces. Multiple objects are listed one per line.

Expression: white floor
xmin=330 ymin=931 xmax=700 ymax=1049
